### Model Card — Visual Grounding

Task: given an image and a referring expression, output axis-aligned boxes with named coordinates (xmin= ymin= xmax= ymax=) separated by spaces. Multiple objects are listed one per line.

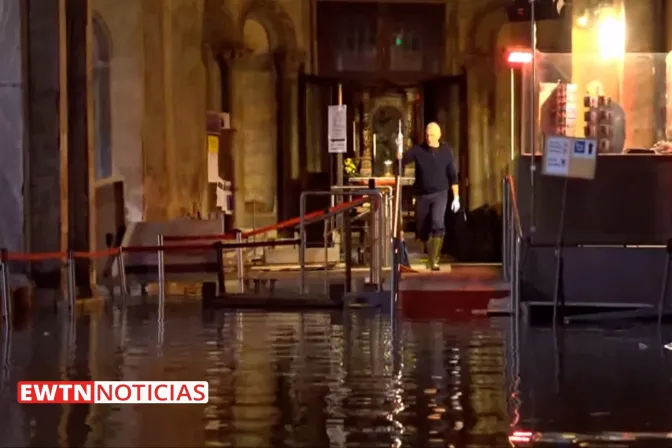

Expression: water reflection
xmin=1 ymin=301 xmax=672 ymax=447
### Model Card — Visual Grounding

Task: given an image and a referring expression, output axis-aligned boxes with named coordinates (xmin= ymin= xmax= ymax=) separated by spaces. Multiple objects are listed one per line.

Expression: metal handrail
xmin=331 ymin=185 xmax=394 ymax=267
xmin=302 ymin=198 xmax=368 ymax=227
xmin=299 ymin=190 xmax=386 ymax=294
xmin=503 ymin=175 xmax=523 ymax=317
xmin=505 ymin=175 xmax=523 ymax=237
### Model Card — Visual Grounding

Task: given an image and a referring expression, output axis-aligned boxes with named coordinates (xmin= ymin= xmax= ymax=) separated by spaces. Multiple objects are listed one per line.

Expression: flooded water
xmin=2 ymin=299 xmax=672 ymax=447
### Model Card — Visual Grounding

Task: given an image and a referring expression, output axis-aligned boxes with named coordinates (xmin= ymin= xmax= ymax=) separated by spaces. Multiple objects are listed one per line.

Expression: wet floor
xmin=2 ymin=299 xmax=672 ymax=447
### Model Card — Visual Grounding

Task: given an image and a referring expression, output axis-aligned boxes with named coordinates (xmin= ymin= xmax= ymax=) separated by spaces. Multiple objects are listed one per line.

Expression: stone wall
xmin=89 ymin=0 xmax=309 ymax=228
xmin=91 ymin=0 xmax=144 ymax=222
xmin=0 ymin=0 xmax=25 ymax=253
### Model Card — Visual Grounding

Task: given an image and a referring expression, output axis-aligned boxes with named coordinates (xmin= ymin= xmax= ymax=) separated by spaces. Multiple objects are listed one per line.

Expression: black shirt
xmin=401 ymin=142 xmax=458 ymax=195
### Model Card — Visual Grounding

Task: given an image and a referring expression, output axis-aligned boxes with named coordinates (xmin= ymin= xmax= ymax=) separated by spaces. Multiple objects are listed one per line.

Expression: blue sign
xmin=572 ymin=138 xmax=597 ymax=159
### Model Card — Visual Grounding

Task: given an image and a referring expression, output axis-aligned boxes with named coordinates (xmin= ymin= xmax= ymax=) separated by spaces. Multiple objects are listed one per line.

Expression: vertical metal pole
xmin=377 ymin=193 xmax=384 ymax=291
xmin=0 ymin=249 xmax=10 ymax=327
xmin=235 ymin=231 xmax=244 ymax=293
xmin=512 ymin=236 xmax=522 ymax=316
xmin=67 ymin=250 xmax=76 ymax=310
xmin=529 ymin=0 xmax=537 ymax=237
xmin=502 ymin=178 xmax=510 ymax=280
xmin=390 ymin=237 xmax=398 ymax=317
xmin=508 ymin=185 xmax=515 ymax=282
xmin=658 ymin=251 xmax=670 ymax=325
xmin=552 ymin=178 xmax=569 ymax=325
xmin=384 ymin=191 xmax=392 ymax=267
xmin=299 ymin=193 xmax=307 ymax=294
xmin=215 ymin=242 xmax=225 ymax=295
xmin=323 ymin=219 xmax=329 ymax=294
xmin=116 ymin=248 xmax=128 ymax=299
xmin=369 ymin=196 xmax=378 ymax=287
xmin=344 ymin=207 xmax=352 ymax=293
xmin=157 ymin=234 xmax=165 ymax=301
xmin=510 ymin=68 xmax=516 ymax=161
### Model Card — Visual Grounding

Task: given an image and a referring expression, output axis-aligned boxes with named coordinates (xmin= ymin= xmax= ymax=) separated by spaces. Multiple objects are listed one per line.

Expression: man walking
xmin=398 ymin=122 xmax=460 ymax=270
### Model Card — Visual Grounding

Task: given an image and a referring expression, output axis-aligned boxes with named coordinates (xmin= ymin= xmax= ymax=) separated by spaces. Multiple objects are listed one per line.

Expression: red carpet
xmin=399 ymin=265 xmax=508 ymax=320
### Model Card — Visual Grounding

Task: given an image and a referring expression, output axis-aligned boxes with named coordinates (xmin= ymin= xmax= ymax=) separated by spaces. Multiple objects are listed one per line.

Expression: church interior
xmin=1 ymin=0 xmax=672 ymax=276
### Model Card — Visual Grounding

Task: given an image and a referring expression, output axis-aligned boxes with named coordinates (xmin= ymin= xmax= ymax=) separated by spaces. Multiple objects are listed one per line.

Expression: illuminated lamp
xmin=507 ymin=50 xmax=533 ymax=65
xmin=506 ymin=48 xmax=532 ymax=159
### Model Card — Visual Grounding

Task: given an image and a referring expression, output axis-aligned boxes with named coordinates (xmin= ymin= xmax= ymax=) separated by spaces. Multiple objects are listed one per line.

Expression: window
xmin=336 ymin=22 xmax=377 ymax=72
xmin=92 ymin=16 xmax=112 ymax=180
xmin=389 ymin=29 xmax=422 ymax=72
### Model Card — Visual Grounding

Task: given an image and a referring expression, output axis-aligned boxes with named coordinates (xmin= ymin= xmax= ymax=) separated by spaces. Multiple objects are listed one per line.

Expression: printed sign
xmin=543 ymin=136 xmax=570 ymax=176
xmin=328 ymin=105 xmax=347 ymax=154
xmin=572 ymin=138 xmax=597 ymax=159
xmin=542 ymin=135 xmax=598 ymax=179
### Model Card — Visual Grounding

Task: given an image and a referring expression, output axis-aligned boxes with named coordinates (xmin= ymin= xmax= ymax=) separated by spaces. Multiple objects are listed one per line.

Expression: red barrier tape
xmin=164 ymin=196 xmax=369 ymax=242
xmin=0 ymin=197 xmax=371 ymax=262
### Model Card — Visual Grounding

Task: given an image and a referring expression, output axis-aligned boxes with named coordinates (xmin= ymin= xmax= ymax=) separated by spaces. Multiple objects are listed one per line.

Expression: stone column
xmin=66 ymin=0 xmax=94 ymax=295
xmin=25 ymin=0 xmax=63 ymax=285
xmin=0 ymin=0 xmax=25 ymax=254
xmin=167 ymin=0 xmax=207 ymax=218
xmin=225 ymin=48 xmax=251 ymax=228
xmin=275 ymin=50 xmax=303 ymax=231
xmin=141 ymin=0 xmax=171 ymax=220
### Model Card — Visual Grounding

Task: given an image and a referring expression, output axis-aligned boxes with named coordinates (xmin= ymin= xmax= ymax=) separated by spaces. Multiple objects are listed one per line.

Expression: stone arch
xmin=92 ymin=13 xmax=113 ymax=180
xmin=238 ymin=0 xmax=298 ymax=52
xmin=466 ymin=0 xmax=510 ymax=57
xmin=203 ymin=0 xmax=241 ymax=55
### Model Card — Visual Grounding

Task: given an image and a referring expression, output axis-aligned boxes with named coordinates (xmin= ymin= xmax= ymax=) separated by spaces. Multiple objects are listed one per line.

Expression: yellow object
xmin=207 ymin=135 xmax=219 ymax=154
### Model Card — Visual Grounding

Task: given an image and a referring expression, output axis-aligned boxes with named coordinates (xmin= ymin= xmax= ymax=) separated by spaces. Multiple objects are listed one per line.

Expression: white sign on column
xmin=328 ymin=105 xmax=347 ymax=153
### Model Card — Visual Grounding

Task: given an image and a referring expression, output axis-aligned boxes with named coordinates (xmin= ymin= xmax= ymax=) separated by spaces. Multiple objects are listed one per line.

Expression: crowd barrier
xmin=0 ymin=196 xmax=371 ymax=327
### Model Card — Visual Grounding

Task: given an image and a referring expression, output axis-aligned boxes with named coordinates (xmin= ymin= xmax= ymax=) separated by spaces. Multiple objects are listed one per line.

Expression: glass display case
xmin=519 ymin=51 xmax=669 ymax=154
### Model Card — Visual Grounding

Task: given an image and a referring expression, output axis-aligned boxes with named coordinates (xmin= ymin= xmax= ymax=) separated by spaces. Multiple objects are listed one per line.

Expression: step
xmin=264 ymin=245 xmax=340 ymax=265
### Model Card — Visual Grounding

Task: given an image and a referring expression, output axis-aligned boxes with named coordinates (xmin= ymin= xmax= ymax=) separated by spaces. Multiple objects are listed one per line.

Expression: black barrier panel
xmin=516 ymin=154 xmax=672 ymax=246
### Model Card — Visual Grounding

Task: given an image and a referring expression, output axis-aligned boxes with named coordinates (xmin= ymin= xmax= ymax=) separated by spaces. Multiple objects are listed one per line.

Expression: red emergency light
xmin=507 ymin=50 xmax=533 ymax=65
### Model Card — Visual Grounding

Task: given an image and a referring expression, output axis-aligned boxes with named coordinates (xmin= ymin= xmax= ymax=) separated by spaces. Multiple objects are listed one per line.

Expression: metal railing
xmin=330 ymin=185 xmax=394 ymax=267
xmin=300 ymin=190 xmax=387 ymax=294
xmin=502 ymin=175 xmax=523 ymax=314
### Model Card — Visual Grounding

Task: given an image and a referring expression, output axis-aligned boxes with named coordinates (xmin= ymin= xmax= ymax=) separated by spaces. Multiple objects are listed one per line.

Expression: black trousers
xmin=415 ymin=190 xmax=448 ymax=242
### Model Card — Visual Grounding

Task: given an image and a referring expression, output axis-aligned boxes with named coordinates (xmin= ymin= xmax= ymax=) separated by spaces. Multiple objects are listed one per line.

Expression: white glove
xmin=451 ymin=197 xmax=460 ymax=213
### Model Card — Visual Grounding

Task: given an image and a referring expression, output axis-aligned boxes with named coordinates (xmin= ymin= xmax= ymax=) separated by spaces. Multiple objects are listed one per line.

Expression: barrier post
xmin=512 ymin=235 xmax=522 ymax=316
xmin=214 ymin=241 xmax=225 ymax=294
xmin=323 ymin=219 xmax=329 ymax=294
xmin=502 ymin=177 xmax=510 ymax=280
xmin=234 ymin=230 xmax=244 ymax=293
xmin=0 ymin=249 xmax=10 ymax=327
xmin=370 ymin=194 xmax=380 ymax=289
xmin=657 ymin=239 xmax=672 ymax=325
xmin=67 ymin=250 xmax=76 ymax=309
xmin=299 ymin=193 xmax=307 ymax=294
xmin=343 ymin=208 xmax=352 ymax=293
xmin=157 ymin=234 xmax=165 ymax=300
xmin=378 ymin=193 xmax=385 ymax=290
xmin=116 ymin=247 xmax=128 ymax=298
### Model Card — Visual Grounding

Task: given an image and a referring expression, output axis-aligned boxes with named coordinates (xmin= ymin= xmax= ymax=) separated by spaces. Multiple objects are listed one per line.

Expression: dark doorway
xmin=422 ymin=72 xmax=471 ymax=259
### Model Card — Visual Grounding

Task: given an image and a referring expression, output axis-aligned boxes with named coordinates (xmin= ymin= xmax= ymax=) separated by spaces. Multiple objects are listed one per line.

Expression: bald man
xmin=398 ymin=123 xmax=460 ymax=271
